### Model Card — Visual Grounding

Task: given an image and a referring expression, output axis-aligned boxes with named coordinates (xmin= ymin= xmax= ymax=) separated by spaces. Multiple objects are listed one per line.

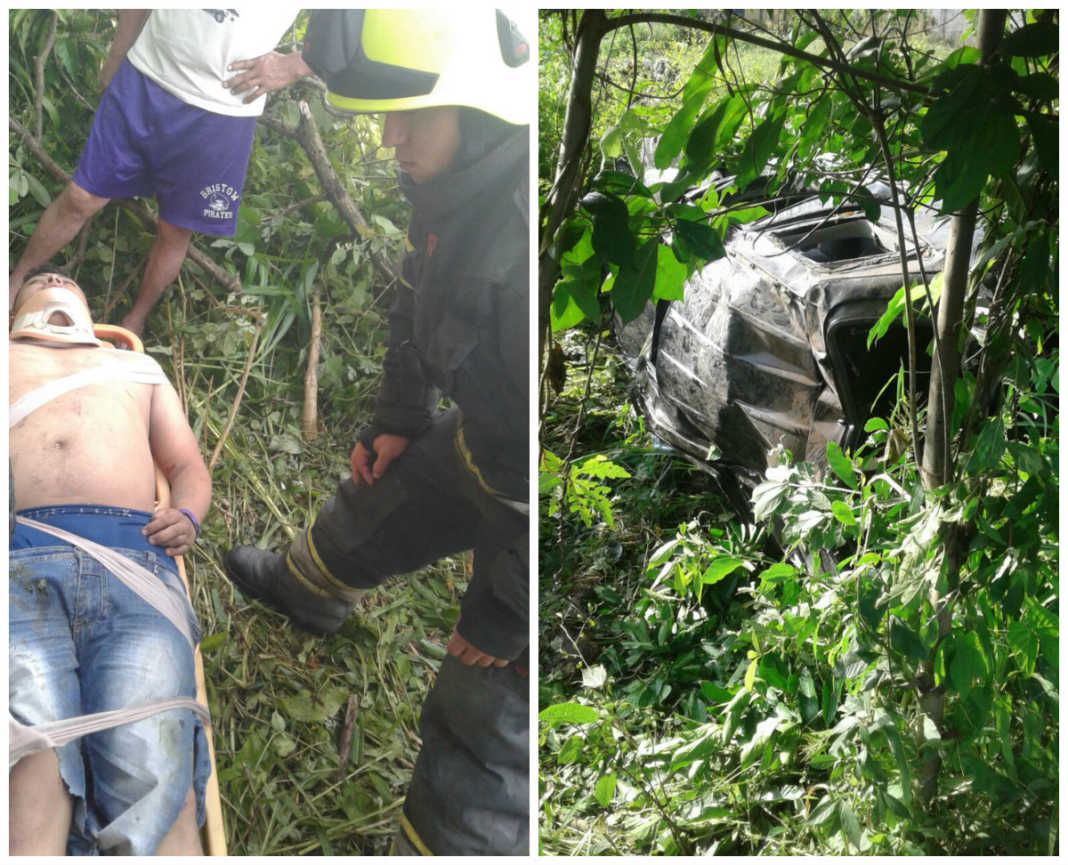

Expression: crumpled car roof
xmin=619 ymin=187 xmax=948 ymax=479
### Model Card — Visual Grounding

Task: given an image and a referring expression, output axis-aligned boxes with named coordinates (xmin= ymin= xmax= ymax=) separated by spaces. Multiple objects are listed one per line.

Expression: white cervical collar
xmin=10 ymin=286 xmax=101 ymax=347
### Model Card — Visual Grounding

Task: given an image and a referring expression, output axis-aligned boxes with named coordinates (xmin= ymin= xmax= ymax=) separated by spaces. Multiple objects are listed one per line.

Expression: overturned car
xmin=617 ymin=185 xmax=949 ymax=502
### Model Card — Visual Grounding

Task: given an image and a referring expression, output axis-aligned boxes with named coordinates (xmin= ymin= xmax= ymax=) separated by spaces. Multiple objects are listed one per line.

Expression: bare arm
xmin=146 ymin=378 xmax=211 ymax=556
xmin=100 ymin=9 xmax=150 ymax=89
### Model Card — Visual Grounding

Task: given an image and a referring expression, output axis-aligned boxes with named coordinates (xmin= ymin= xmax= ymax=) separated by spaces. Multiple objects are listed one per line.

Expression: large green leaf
xmin=734 ymin=110 xmax=785 ymax=192
xmin=594 ymin=772 xmax=617 ymax=807
xmin=889 ymin=619 xmax=928 ymax=665
xmin=1015 ymin=71 xmax=1059 ymax=103
xmin=653 ymin=244 xmax=687 ymax=301
xmin=549 ymin=288 xmax=584 ymax=331
xmin=654 ymin=37 xmax=724 ymax=169
xmin=1026 ymin=111 xmax=1058 ymax=178
xmin=591 ymin=169 xmax=653 ymax=199
xmin=923 ymin=65 xmax=1022 ymax=211
xmin=611 ymin=240 xmax=659 ymax=323
xmin=826 ymin=441 xmax=857 ymax=489
xmin=684 ymin=93 xmax=746 ymax=170
xmin=552 ymin=217 xmax=587 ymax=261
xmin=831 ymin=500 xmax=857 ymax=527
xmin=538 ymin=702 xmax=600 ymax=727
xmin=551 ymin=254 xmax=601 ymax=330
xmin=673 ymin=217 xmax=726 ymax=263
xmin=922 ymin=66 xmax=984 ymax=149
xmin=739 ymin=715 xmax=780 ymax=767
xmin=948 ymin=631 xmax=990 ymax=699
xmin=702 ymin=556 xmax=746 ymax=585
xmin=580 ymin=191 xmax=634 ymax=269
xmin=667 ymin=726 xmax=721 ymax=769
xmin=758 ymin=562 xmax=797 ymax=591
xmin=940 ymin=112 xmax=1019 ymax=211
xmin=964 ymin=416 xmax=1007 ymax=475
xmin=797 ymin=95 xmax=833 ymax=160
xmin=839 ymin=801 xmax=862 ymax=851
xmin=1002 ymin=20 xmax=1059 ymax=57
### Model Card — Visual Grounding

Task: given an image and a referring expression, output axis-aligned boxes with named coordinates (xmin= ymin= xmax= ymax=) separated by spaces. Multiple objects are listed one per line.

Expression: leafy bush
xmin=541 ymin=317 xmax=1057 ymax=854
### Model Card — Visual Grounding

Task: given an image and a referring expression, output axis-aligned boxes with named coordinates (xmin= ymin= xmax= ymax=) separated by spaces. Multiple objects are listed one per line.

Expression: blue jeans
xmin=9 ymin=506 xmax=209 ymax=855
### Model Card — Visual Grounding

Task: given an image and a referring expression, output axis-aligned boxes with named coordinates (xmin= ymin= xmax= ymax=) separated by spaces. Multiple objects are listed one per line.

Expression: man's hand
xmin=143 ymin=507 xmax=198 ymax=557
xmin=223 ymin=51 xmax=311 ymax=103
xmin=446 ymin=625 xmax=509 ymax=668
xmin=350 ymin=434 xmax=410 ymax=486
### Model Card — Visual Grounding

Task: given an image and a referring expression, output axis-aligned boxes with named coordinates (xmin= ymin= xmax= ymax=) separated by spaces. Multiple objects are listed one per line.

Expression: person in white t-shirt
xmin=9 ymin=10 xmax=311 ymax=336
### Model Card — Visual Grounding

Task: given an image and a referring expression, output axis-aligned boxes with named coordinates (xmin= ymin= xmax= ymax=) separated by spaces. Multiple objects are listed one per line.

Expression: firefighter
xmin=223 ymin=10 xmax=530 ymax=855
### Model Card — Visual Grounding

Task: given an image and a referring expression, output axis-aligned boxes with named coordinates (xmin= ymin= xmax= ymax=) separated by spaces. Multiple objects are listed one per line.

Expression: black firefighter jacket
xmin=364 ymin=126 xmax=529 ymax=658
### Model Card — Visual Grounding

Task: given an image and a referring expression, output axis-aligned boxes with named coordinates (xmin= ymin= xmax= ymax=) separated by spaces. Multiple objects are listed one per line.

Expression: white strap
xmin=9 ymin=361 xmax=166 ymax=428
xmin=10 ymin=698 xmax=210 ymax=768
xmin=15 ymin=516 xmax=197 ymax=650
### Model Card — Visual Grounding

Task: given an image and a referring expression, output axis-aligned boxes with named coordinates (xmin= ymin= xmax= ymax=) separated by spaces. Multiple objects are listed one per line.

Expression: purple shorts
xmin=73 ymin=59 xmax=256 ymax=237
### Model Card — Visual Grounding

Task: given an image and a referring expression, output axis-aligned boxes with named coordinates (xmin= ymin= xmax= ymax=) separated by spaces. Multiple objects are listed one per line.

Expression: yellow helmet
xmin=303 ymin=9 xmax=531 ymax=125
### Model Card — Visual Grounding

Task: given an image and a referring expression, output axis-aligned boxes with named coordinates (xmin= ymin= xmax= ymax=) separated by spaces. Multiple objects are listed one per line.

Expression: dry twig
xmin=334 ymin=694 xmax=360 ymax=782
xmin=302 ymin=283 xmax=322 ymax=441
xmin=208 ymin=316 xmax=265 ymax=472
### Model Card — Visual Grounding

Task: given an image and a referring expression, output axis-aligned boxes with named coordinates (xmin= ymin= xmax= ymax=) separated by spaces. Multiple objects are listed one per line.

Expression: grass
xmin=539 ymin=330 xmax=752 ymax=856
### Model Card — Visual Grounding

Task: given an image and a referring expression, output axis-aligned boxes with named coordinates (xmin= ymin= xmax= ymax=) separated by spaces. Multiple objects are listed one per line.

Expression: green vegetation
xmin=10 ymin=10 xmax=462 ymax=854
xmin=539 ymin=9 xmax=1057 ymax=855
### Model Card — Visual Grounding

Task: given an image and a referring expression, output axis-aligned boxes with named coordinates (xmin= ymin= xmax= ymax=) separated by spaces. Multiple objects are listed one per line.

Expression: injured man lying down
xmin=8 ymin=268 xmax=212 ymax=855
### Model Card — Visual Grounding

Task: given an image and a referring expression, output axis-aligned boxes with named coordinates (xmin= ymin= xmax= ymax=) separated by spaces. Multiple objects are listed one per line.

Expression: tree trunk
xmin=920 ymin=9 xmax=1006 ymax=489
xmin=915 ymin=8 xmax=1006 ymax=809
xmin=538 ymin=11 xmax=608 ymax=364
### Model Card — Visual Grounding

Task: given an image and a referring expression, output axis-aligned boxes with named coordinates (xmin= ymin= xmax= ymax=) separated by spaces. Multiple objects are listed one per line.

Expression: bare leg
xmin=9 ymin=181 xmax=109 ymax=302
xmin=9 ymin=749 xmax=73 ymax=855
xmin=153 ymin=787 xmax=203 ymax=856
xmin=120 ymin=219 xmax=193 ymax=336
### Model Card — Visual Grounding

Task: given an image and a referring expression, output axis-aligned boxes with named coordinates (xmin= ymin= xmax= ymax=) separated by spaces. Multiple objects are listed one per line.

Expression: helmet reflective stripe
xmin=304 ymin=9 xmax=531 ymax=126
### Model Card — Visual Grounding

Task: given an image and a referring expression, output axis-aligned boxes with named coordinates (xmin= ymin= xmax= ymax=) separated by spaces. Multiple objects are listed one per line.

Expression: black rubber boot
xmin=223 ymin=546 xmax=351 ymax=635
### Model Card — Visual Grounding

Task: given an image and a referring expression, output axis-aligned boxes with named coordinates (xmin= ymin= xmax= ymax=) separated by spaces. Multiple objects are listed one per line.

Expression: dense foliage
xmin=10 ymin=10 xmax=465 ymax=854
xmin=539 ymin=9 xmax=1057 ymax=855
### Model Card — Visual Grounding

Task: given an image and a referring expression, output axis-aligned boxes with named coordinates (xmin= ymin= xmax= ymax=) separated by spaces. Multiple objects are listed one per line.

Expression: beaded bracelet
xmin=178 ymin=508 xmax=201 ymax=538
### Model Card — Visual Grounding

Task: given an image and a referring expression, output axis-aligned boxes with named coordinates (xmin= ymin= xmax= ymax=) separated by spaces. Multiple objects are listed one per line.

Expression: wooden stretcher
xmin=95 ymin=324 xmax=227 ymax=856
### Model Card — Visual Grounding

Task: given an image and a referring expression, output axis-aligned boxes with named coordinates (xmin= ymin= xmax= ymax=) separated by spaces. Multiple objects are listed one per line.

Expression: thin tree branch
xmin=605 ymin=11 xmax=936 ymax=98
xmin=259 ymin=103 xmax=401 ymax=286
xmin=209 ymin=316 xmax=264 ymax=472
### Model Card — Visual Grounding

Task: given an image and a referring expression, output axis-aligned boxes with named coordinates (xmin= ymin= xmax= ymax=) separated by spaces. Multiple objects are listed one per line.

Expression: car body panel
xmin=620 ymin=193 xmax=944 ymax=478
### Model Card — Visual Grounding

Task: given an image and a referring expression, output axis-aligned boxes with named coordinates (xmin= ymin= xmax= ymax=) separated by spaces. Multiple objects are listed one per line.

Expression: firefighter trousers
xmin=292 ymin=409 xmax=529 ymax=855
